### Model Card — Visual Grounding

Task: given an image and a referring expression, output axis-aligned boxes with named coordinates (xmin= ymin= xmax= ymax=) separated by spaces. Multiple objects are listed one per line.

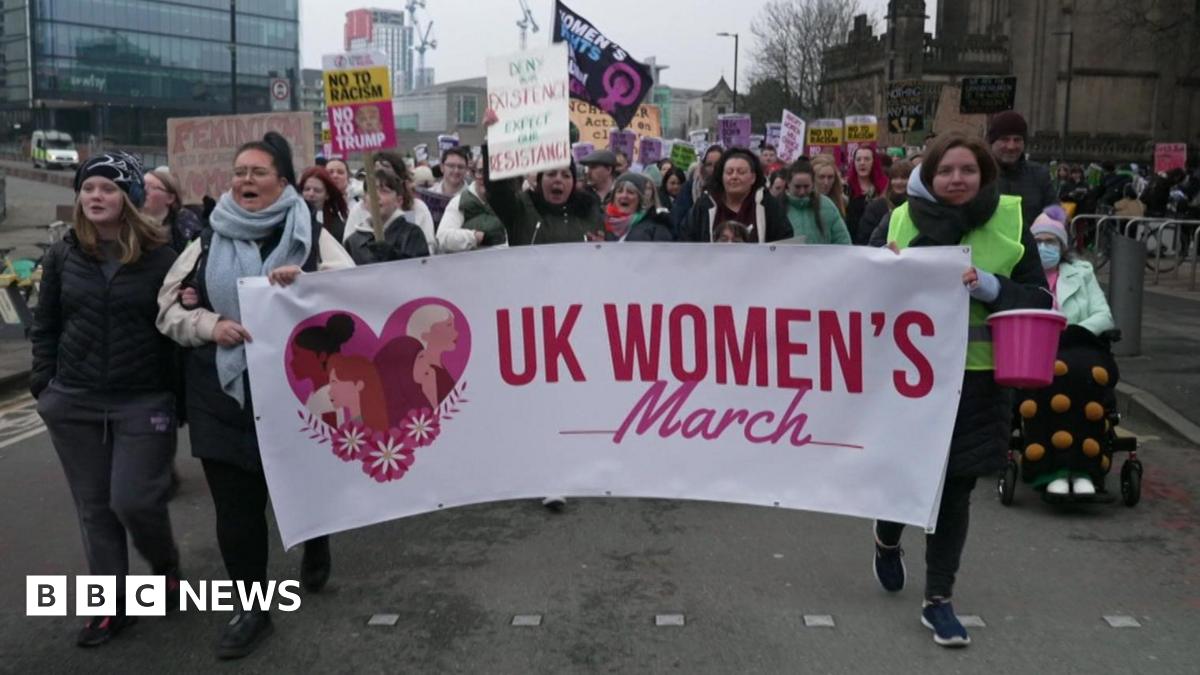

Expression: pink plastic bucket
xmin=986 ymin=309 xmax=1068 ymax=388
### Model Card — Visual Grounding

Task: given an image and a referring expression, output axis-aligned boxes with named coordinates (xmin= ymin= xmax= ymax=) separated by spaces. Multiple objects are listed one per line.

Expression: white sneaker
xmin=1046 ymin=478 xmax=1069 ymax=495
xmin=541 ymin=496 xmax=567 ymax=510
xmin=1072 ymin=476 xmax=1096 ymax=495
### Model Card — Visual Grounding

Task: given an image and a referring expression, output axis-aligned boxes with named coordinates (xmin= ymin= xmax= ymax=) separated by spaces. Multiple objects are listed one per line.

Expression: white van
xmin=31 ymin=130 xmax=79 ymax=170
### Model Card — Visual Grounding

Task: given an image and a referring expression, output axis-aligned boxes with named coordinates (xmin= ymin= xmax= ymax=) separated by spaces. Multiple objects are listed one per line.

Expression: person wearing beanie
xmin=32 ymin=151 xmax=182 ymax=647
xmin=590 ymin=172 xmax=673 ymax=242
xmin=987 ymin=110 xmax=1058 ymax=229
xmin=155 ymin=132 xmax=353 ymax=660
xmin=1019 ymin=205 xmax=1118 ymax=497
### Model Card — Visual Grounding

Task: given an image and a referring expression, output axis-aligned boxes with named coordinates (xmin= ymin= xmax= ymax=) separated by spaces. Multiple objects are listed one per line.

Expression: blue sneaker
xmin=872 ymin=523 xmax=905 ymax=592
xmin=921 ymin=600 xmax=971 ymax=647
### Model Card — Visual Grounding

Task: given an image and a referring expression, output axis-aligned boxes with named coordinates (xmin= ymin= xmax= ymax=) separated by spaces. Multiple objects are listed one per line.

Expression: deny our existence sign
xmin=240 ymin=244 xmax=970 ymax=548
xmin=487 ymin=44 xmax=572 ymax=181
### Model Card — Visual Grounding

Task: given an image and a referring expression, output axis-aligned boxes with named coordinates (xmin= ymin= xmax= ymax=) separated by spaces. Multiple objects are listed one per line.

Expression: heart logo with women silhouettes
xmin=284 ymin=298 xmax=471 ymax=483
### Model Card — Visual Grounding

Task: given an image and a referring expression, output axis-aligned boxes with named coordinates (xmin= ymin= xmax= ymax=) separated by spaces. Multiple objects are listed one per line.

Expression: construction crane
xmin=413 ymin=20 xmax=437 ymax=90
xmin=404 ymin=0 xmax=426 ymax=91
xmin=516 ymin=0 xmax=539 ymax=51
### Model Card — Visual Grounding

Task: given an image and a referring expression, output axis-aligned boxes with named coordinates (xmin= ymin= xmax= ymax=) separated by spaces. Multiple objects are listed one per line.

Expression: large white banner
xmin=486 ymin=44 xmax=571 ymax=180
xmin=240 ymin=245 xmax=970 ymax=548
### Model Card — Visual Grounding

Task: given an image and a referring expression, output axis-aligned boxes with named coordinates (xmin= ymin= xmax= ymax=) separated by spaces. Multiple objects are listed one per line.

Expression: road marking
xmin=959 ymin=615 xmax=986 ymax=628
xmin=1103 ymin=615 xmax=1142 ymax=628
xmin=367 ymin=614 xmax=399 ymax=626
xmin=0 ymin=395 xmax=44 ymax=449
xmin=511 ymin=614 xmax=542 ymax=627
xmin=654 ymin=614 xmax=685 ymax=627
xmin=803 ymin=614 xmax=835 ymax=628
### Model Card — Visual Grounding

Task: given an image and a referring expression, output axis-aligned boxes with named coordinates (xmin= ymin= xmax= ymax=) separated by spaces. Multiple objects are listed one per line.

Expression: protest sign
xmin=638 ymin=136 xmax=664 ymax=165
xmin=1154 ymin=143 xmax=1187 ymax=175
xmin=749 ymin=134 xmax=765 ymax=151
xmin=960 ymin=77 xmax=1017 ymax=115
xmin=241 ymin=244 xmax=970 ymax=548
xmin=437 ymin=134 xmax=461 ymax=155
xmin=933 ymin=86 xmax=986 ymax=140
xmin=845 ymin=115 xmax=879 ymax=159
xmin=765 ymin=123 xmax=782 ymax=150
xmin=609 ymin=129 xmax=637 ymax=160
xmin=415 ymin=188 xmax=452 ymax=228
xmin=572 ymin=142 xmax=595 ymax=164
xmin=777 ymin=110 xmax=807 ymax=163
xmin=887 ymin=80 xmax=925 ymax=134
xmin=570 ymin=99 xmax=662 ymax=150
xmin=413 ymin=144 xmax=430 ymax=163
xmin=553 ymin=1 xmax=653 ymax=129
xmin=168 ymin=111 xmax=315 ymax=204
xmin=486 ymin=44 xmax=572 ymax=181
xmin=718 ymin=114 xmax=752 ymax=149
xmin=324 ymin=51 xmax=396 ymax=156
xmin=669 ymin=141 xmax=697 ymax=170
xmin=807 ymin=118 xmax=845 ymax=167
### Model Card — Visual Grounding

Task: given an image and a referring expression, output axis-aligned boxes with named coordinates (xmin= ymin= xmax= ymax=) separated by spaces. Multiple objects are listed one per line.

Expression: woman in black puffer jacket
xmin=31 ymin=153 xmax=181 ymax=648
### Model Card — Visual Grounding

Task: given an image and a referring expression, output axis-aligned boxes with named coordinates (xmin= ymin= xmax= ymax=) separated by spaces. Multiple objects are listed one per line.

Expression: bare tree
xmin=1089 ymin=0 xmax=1200 ymax=77
xmin=748 ymin=0 xmax=866 ymax=118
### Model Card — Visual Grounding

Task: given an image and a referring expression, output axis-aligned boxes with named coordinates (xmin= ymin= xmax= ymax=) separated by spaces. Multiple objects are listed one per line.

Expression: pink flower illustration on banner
xmin=402 ymin=408 xmax=440 ymax=448
xmin=286 ymin=298 xmax=471 ymax=483
xmin=333 ymin=421 xmax=369 ymax=461
xmin=361 ymin=430 xmax=417 ymax=483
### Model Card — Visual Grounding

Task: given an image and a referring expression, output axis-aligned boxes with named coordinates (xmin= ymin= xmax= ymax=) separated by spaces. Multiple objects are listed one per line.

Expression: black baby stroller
xmin=997 ymin=327 xmax=1142 ymax=507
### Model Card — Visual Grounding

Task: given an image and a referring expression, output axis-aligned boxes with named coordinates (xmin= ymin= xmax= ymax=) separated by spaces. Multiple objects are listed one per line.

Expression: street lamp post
xmin=1052 ymin=30 xmax=1074 ymax=163
xmin=716 ymin=32 xmax=739 ymax=113
xmin=230 ymin=0 xmax=238 ymax=114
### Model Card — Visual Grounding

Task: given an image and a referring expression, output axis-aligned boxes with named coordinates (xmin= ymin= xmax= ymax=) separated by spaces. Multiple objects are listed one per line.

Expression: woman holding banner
xmin=679 ymin=147 xmax=791 ymax=243
xmin=876 ymin=133 xmax=1050 ymax=648
xmin=156 ymin=132 xmax=353 ymax=660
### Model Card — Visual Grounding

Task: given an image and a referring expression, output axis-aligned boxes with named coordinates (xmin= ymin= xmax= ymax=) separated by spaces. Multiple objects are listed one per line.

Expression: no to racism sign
xmin=324 ymin=51 xmax=396 ymax=156
xmin=486 ymin=44 xmax=572 ymax=181
xmin=240 ymin=244 xmax=970 ymax=548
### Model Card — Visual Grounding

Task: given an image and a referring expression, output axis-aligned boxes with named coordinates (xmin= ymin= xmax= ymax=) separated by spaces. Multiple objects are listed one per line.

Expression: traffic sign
xmin=270 ymin=78 xmax=290 ymax=111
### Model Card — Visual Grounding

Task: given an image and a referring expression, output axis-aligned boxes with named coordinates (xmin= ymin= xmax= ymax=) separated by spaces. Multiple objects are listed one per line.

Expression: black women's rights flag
xmin=552 ymin=0 xmax=652 ymax=130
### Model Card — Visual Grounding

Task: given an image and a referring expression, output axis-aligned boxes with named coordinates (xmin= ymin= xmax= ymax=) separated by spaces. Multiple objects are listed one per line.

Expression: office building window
xmin=455 ymin=94 xmax=477 ymax=125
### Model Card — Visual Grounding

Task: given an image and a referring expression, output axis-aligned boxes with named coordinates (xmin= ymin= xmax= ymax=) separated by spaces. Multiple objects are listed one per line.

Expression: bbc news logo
xmin=27 ymin=576 xmax=302 ymax=616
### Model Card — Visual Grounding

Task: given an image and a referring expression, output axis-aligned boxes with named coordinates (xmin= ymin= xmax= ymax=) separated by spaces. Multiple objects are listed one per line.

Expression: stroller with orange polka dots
xmin=998 ymin=327 xmax=1142 ymax=507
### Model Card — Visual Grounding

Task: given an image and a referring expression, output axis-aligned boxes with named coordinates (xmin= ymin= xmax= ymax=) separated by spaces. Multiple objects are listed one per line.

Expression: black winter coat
xmin=344 ymin=215 xmax=430 ymax=265
xmin=998 ymin=157 xmax=1057 ymax=228
xmin=30 ymin=232 xmax=178 ymax=398
xmin=947 ymin=224 xmax=1052 ymax=477
xmin=679 ymin=188 xmax=792 ymax=243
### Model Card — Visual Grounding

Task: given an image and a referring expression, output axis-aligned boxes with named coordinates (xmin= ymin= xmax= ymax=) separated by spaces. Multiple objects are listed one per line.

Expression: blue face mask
xmin=1038 ymin=242 xmax=1061 ymax=269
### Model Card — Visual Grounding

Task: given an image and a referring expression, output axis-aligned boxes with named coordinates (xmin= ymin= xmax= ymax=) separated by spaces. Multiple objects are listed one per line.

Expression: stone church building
xmin=821 ymin=0 xmax=1200 ymax=162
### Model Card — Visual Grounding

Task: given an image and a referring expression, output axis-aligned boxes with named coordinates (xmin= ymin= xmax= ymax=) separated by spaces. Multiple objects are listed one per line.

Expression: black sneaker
xmin=301 ymin=536 xmax=331 ymax=592
xmin=76 ymin=614 xmax=136 ymax=647
xmin=872 ymin=523 xmax=906 ymax=593
xmin=216 ymin=610 xmax=274 ymax=660
xmin=921 ymin=600 xmax=971 ymax=647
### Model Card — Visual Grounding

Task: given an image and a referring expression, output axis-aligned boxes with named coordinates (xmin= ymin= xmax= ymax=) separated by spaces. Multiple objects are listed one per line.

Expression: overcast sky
xmin=299 ymin=0 xmax=938 ymax=91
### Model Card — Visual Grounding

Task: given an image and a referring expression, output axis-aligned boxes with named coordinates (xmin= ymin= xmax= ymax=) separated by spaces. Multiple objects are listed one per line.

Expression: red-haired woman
xmin=846 ymin=147 xmax=889 ymax=242
xmin=327 ymin=354 xmax=390 ymax=433
xmin=300 ymin=166 xmax=348 ymax=244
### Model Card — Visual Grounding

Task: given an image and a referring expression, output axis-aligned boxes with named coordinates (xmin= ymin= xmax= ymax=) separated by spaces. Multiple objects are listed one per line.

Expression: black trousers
xmin=201 ymin=459 xmax=270 ymax=586
xmin=876 ymin=475 xmax=979 ymax=601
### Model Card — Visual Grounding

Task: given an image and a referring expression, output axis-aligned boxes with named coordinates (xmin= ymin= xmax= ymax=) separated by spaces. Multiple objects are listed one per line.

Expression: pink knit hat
xmin=1030 ymin=205 xmax=1069 ymax=248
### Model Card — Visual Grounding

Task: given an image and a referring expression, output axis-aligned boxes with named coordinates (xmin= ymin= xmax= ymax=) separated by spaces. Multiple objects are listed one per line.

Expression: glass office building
xmin=0 ymin=0 xmax=299 ymax=146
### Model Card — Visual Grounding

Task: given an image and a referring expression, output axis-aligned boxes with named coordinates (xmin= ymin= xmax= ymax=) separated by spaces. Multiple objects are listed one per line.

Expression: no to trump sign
xmin=241 ymin=245 xmax=970 ymax=548
xmin=324 ymin=51 xmax=396 ymax=156
xmin=487 ymin=44 xmax=572 ymax=181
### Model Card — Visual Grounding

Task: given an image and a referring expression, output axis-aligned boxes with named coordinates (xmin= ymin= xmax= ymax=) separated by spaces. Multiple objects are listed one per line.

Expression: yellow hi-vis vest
xmin=887 ymin=195 xmax=1025 ymax=370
